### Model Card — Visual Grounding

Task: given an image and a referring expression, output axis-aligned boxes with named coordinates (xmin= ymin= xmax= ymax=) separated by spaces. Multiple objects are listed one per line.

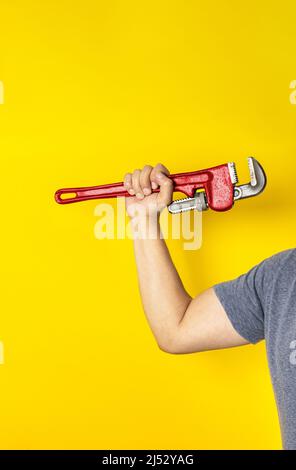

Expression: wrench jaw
xmin=233 ymin=157 xmax=267 ymax=201
xmin=168 ymin=191 xmax=208 ymax=214
xmin=167 ymin=157 xmax=267 ymax=214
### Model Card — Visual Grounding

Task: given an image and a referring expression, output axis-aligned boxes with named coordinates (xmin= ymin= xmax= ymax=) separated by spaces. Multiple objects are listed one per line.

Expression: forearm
xmin=132 ymin=216 xmax=192 ymax=350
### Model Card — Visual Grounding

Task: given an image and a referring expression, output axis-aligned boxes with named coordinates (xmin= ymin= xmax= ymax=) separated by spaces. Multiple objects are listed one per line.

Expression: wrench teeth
xmin=168 ymin=197 xmax=196 ymax=214
xmin=228 ymin=162 xmax=238 ymax=184
xmin=247 ymin=157 xmax=257 ymax=186
xmin=168 ymin=192 xmax=208 ymax=214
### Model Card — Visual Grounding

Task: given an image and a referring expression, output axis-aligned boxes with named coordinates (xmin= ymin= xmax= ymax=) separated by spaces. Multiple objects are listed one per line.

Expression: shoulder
xmin=254 ymin=249 xmax=296 ymax=293
xmin=258 ymin=248 xmax=296 ymax=272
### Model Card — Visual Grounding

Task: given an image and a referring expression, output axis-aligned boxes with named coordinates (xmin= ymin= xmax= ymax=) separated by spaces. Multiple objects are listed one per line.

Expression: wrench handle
xmin=54 ymin=173 xmax=206 ymax=205
xmin=55 ymin=182 xmax=132 ymax=204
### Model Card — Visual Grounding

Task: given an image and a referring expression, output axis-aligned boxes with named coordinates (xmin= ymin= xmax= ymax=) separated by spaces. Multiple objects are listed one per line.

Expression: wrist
xmin=129 ymin=212 xmax=161 ymax=239
xmin=127 ymin=204 xmax=161 ymax=223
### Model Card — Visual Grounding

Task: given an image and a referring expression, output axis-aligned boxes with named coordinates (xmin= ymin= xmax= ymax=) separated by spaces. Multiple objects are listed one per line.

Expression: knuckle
xmin=132 ymin=170 xmax=140 ymax=181
xmin=124 ymin=173 xmax=131 ymax=182
xmin=156 ymin=162 xmax=166 ymax=170
xmin=143 ymin=164 xmax=153 ymax=171
xmin=141 ymin=172 xmax=150 ymax=184
xmin=132 ymin=171 xmax=141 ymax=188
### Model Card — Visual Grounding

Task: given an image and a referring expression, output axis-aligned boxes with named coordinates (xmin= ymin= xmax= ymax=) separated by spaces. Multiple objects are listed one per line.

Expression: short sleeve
xmin=213 ymin=260 xmax=268 ymax=344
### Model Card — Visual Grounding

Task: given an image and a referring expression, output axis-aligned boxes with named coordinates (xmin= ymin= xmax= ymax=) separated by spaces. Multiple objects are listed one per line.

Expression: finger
xmin=123 ymin=173 xmax=134 ymax=195
xmin=150 ymin=163 xmax=170 ymax=190
xmin=155 ymin=171 xmax=173 ymax=206
xmin=140 ymin=165 xmax=153 ymax=196
xmin=132 ymin=169 xmax=144 ymax=199
xmin=154 ymin=163 xmax=170 ymax=175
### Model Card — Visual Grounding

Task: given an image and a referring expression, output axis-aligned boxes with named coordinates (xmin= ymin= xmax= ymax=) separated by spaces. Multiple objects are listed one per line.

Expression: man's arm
xmin=124 ymin=164 xmax=248 ymax=354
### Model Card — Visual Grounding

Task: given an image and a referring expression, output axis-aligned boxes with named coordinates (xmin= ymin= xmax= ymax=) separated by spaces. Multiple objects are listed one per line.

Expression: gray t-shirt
xmin=214 ymin=248 xmax=296 ymax=450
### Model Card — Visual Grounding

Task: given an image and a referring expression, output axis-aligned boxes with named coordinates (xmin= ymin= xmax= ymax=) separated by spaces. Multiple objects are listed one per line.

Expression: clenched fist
xmin=123 ymin=163 xmax=173 ymax=219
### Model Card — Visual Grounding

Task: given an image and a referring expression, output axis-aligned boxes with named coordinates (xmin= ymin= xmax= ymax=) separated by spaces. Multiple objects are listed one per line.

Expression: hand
xmin=123 ymin=164 xmax=173 ymax=219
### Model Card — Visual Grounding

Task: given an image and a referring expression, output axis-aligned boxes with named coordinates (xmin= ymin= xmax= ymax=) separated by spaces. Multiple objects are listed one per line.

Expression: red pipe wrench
xmin=55 ymin=157 xmax=266 ymax=213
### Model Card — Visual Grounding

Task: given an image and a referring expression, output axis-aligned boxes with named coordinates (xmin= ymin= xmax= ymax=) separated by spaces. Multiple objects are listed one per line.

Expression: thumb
xmin=155 ymin=171 xmax=173 ymax=207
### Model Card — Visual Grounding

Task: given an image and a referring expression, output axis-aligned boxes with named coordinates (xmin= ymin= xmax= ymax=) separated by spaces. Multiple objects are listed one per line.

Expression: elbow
xmin=156 ymin=335 xmax=184 ymax=355
xmin=157 ymin=340 xmax=202 ymax=355
xmin=159 ymin=345 xmax=181 ymax=355
xmin=156 ymin=331 xmax=204 ymax=355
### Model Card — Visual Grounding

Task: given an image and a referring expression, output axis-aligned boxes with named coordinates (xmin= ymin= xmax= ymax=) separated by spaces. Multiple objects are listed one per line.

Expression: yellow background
xmin=0 ymin=0 xmax=295 ymax=450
